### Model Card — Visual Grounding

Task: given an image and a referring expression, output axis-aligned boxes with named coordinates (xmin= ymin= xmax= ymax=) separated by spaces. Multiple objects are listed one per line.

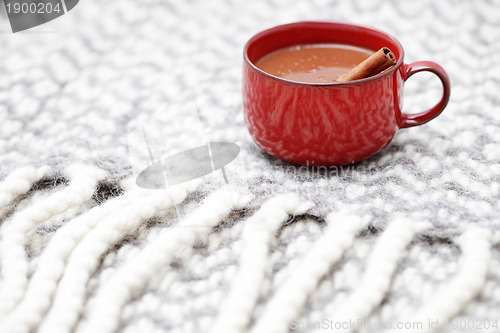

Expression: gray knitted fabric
xmin=0 ymin=0 xmax=499 ymax=332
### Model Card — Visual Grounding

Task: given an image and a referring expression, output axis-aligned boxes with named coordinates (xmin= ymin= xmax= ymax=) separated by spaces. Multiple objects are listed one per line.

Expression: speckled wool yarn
xmin=37 ymin=180 xmax=199 ymax=333
xmin=0 ymin=165 xmax=105 ymax=320
xmin=0 ymin=187 xmax=154 ymax=333
xmin=0 ymin=0 xmax=499 ymax=332
xmin=330 ymin=219 xmax=431 ymax=333
xmin=405 ymin=226 xmax=491 ymax=333
xmin=210 ymin=194 xmax=313 ymax=333
xmin=250 ymin=211 xmax=369 ymax=333
xmin=0 ymin=166 xmax=50 ymax=209
xmin=82 ymin=187 xmax=253 ymax=333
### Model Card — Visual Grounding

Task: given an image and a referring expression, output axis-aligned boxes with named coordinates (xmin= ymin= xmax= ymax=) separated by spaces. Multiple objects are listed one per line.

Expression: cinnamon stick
xmin=336 ymin=47 xmax=396 ymax=82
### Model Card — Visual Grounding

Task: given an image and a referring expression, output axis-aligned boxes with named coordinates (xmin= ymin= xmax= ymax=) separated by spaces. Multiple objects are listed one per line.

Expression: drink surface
xmin=255 ymin=43 xmax=373 ymax=83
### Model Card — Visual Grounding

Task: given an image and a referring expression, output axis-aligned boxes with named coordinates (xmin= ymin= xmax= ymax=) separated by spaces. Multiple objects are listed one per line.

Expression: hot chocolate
xmin=255 ymin=43 xmax=374 ymax=83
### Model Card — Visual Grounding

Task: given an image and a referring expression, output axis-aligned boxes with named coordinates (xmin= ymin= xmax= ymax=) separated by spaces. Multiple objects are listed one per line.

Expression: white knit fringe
xmin=405 ymin=226 xmax=491 ymax=333
xmin=0 ymin=187 xmax=153 ymax=333
xmin=209 ymin=194 xmax=313 ymax=333
xmin=37 ymin=181 xmax=199 ymax=333
xmin=0 ymin=166 xmax=50 ymax=209
xmin=81 ymin=186 xmax=253 ymax=333
xmin=0 ymin=165 xmax=494 ymax=333
xmin=250 ymin=211 xmax=369 ymax=333
xmin=331 ymin=219 xmax=431 ymax=333
xmin=0 ymin=165 xmax=105 ymax=320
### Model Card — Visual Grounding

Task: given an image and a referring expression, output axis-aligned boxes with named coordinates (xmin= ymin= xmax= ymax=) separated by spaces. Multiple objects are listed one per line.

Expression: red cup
xmin=243 ymin=21 xmax=450 ymax=165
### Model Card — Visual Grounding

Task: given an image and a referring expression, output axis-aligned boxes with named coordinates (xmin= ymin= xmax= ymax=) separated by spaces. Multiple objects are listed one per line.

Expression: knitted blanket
xmin=0 ymin=0 xmax=499 ymax=332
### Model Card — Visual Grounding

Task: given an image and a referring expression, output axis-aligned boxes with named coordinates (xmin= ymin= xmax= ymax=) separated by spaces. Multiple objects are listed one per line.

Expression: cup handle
xmin=401 ymin=61 xmax=451 ymax=128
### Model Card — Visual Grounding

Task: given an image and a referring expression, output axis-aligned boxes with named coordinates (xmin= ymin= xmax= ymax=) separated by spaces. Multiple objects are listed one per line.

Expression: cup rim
xmin=243 ymin=21 xmax=405 ymax=86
